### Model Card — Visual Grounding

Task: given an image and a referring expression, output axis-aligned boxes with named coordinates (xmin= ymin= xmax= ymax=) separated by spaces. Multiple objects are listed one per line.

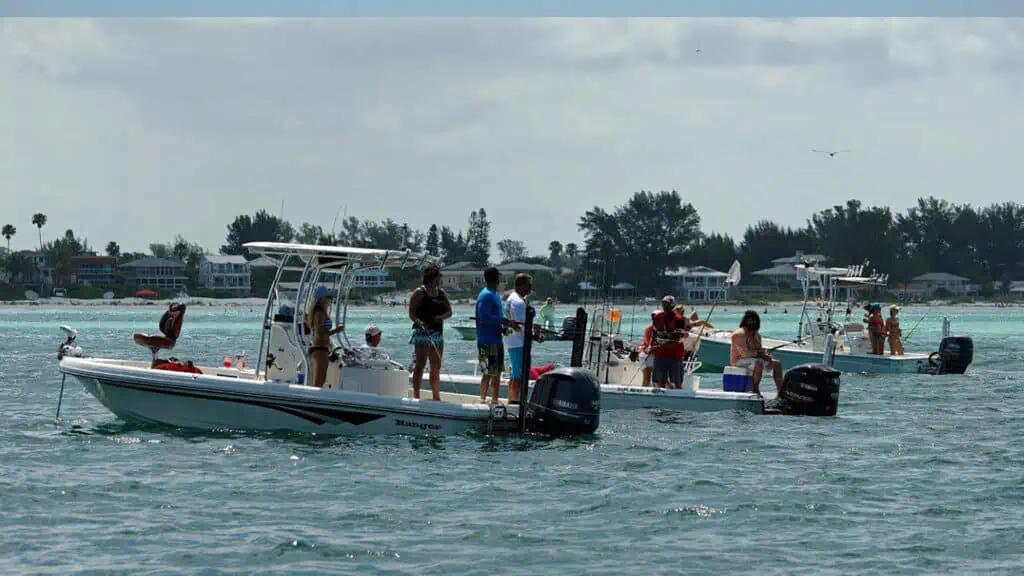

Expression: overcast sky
xmin=2 ymin=18 xmax=1022 ymax=255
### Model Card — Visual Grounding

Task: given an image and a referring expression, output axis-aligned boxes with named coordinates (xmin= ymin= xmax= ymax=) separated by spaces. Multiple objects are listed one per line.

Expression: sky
xmin=2 ymin=16 xmax=1024 ymax=255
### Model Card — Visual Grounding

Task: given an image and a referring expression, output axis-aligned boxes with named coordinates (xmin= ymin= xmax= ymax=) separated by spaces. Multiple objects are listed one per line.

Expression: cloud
xmin=1 ymin=18 xmax=1022 ymax=256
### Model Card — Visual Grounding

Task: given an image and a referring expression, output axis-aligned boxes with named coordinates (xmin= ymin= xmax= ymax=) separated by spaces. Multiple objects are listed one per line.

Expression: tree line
xmin=4 ymin=194 xmax=1023 ymax=296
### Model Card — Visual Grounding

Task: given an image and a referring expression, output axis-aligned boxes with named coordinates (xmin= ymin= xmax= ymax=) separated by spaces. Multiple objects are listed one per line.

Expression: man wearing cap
xmin=360 ymin=324 xmax=384 ymax=359
xmin=650 ymin=295 xmax=687 ymax=388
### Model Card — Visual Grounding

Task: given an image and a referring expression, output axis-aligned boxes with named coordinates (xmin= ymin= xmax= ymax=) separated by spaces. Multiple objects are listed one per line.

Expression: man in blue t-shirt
xmin=475 ymin=266 xmax=507 ymax=404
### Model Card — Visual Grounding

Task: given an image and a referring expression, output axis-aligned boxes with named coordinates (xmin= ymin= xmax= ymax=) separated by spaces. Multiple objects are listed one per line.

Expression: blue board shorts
xmin=508 ymin=346 xmax=524 ymax=380
xmin=477 ymin=343 xmax=504 ymax=376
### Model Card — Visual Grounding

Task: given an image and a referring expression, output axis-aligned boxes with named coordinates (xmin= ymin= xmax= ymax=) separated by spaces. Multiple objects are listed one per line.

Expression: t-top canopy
xmin=244 ymin=242 xmax=439 ymax=269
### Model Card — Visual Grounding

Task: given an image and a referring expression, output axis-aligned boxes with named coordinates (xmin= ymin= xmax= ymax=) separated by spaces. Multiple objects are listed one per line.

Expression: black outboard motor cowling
xmin=929 ymin=336 xmax=974 ymax=375
xmin=525 ymin=367 xmax=600 ymax=435
xmin=767 ymin=363 xmax=841 ymax=417
xmin=559 ymin=316 xmax=577 ymax=341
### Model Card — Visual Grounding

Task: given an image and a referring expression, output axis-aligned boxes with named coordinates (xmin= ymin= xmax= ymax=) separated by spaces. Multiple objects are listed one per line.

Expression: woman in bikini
xmin=408 ymin=264 xmax=452 ymax=401
xmin=307 ymin=285 xmax=345 ymax=387
xmin=886 ymin=305 xmax=904 ymax=356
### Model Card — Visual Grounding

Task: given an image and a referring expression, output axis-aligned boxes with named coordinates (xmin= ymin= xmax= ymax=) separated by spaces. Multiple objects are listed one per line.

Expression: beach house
xmin=121 ymin=257 xmax=188 ymax=292
xmin=664 ymin=266 xmax=730 ymax=303
xmin=199 ymin=254 xmax=251 ymax=295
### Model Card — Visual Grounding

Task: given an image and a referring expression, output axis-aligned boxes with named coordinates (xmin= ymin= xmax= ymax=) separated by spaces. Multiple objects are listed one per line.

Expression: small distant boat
xmin=24 ymin=290 xmax=39 ymax=301
xmin=103 ymin=291 xmax=115 ymax=300
xmin=134 ymin=289 xmax=158 ymax=299
xmin=53 ymin=288 xmax=67 ymax=298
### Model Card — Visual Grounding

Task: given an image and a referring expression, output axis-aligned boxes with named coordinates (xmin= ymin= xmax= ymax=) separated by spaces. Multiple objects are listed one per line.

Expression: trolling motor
xmin=57 ymin=325 xmax=83 ymax=360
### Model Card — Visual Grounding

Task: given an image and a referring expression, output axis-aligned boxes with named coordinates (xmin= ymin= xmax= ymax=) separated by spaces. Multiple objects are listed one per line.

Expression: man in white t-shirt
xmin=504 ymin=273 xmax=533 ymax=404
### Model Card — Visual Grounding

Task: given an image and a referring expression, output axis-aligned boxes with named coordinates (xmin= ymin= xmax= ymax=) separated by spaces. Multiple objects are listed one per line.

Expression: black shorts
xmin=477 ymin=343 xmax=504 ymax=376
xmin=653 ymin=357 xmax=682 ymax=384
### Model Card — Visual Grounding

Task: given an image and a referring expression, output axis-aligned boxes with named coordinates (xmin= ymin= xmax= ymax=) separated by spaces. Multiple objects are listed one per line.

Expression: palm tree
xmin=31 ymin=213 xmax=47 ymax=250
xmin=1 ymin=224 xmax=15 ymax=253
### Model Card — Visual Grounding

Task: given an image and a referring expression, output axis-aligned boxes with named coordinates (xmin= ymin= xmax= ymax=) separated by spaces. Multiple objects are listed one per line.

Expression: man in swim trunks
xmin=475 ymin=266 xmax=507 ymax=404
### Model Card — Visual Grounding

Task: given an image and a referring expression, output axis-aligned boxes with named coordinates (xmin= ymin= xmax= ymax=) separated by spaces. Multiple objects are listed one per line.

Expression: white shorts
xmin=736 ymin=357 xmax=766 ymax=372
xmin=639 ymin=352 xmax=654 ymax=369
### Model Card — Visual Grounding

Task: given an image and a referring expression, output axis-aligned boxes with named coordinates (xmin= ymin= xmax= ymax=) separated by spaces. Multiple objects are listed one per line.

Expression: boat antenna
xmin=331 ymin=204 xmax=347 ymax=241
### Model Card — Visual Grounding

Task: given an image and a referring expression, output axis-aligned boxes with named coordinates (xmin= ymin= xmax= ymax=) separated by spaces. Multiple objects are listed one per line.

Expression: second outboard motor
xmin=525 ymin=367 xmax=600 ymax=435
xmin=766 ymin=363 xmax=841 ymax=417
xmin=928 ymin=336 xmax=974 ymax=375
xmin=559 ymin=316 xmax=577 ymax=341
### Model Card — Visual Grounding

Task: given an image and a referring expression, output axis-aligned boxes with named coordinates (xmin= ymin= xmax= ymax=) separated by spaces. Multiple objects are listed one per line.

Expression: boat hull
xmin=430 ymin=373 xmax=765 ymax=414
xmin=61 ymin=358 xmax=516 ymax=436
xmin=695 ymin=335 xmax=930 ymax=374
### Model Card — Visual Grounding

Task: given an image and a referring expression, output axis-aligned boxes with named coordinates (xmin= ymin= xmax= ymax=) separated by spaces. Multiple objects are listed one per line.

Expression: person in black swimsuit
xmin=408 ymin=264 xmax=452 ymax=400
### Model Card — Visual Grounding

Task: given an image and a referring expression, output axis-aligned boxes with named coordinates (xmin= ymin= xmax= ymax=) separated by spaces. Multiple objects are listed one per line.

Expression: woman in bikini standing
xmin=307 ymin=285 xmax=345 ymax=387
xmin=408 ymin=264 xmax=452 ymax=401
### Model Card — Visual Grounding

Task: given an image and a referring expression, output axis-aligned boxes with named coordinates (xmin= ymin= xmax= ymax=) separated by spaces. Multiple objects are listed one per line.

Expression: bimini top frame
xmin=794 ymin=263 xmax=890 ymax=341
xmin=244 ymin=242 xmax=440 ymax=379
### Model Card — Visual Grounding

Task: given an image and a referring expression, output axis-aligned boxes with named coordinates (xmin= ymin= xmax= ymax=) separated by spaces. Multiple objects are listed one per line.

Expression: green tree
xmin=2 ymin=224 xmax=15 ymax=253
xmin=439 ymin=226 xmax=467 ymax=263
xmin=465 ymin=209 xmax=491 ymax=267
xmin=105 ymin=241 xmax=120 ymax=258
xmin=425 ymin=224 xmax=440 ymax=256
xmin=43 ymin=229 xmax=88 ymax=287
xmin=808 ymin=199 xmax=898 ymax=277
xmin=221 ymin=210 xmax=295 ymax=256
xmin=496 ymin=239 xmax=528 ymax=263
xmin=698 ymin=232 xmax=738 ymax=273
xmin=149 ymin=243 xmax=171 ymax=259
xmin=547 ymin=240 xmax=563 ymax=268
xmin=31 ymin=213 xmax=46 ymax=250
xmin=578 ymin=190 xmax=701 ymax=293
xmin=296 ymin=222 xmax=328 ymax=245
xmin=738 ymin=220 xmax=816 ymax=277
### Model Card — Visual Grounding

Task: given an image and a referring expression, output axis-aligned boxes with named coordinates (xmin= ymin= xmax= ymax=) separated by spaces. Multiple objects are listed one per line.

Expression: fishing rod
xmin=683 ymin=260 xmax=742 ymax=375
xmin=901 ymin=304 xmax=936 ymax=343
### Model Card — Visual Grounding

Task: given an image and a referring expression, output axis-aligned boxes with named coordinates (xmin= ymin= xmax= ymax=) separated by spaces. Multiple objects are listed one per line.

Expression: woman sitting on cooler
xmin=729 ymin=310 xmax=783 ymax=395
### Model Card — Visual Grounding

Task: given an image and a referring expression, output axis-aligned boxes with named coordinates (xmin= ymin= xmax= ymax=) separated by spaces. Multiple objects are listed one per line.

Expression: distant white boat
xmin=53 ymin=288 xmax=67 ymax=298
xmin=24 ymin=290 xmax=39 ymax=301
xmin=103 ymin=291 xmax=115 ymax=300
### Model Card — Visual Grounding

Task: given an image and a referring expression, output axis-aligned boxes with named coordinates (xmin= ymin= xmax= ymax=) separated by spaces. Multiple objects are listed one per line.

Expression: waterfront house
xmin=904 ymin=272 xmax=972 ymax=297
xmin=664 ymin=266 xmax=730 ymax=303
xmin=441 ymin=261 xmax=554 ymax=293
xmin=121 ymin=257 xmax=187 ymax=292
xmin=71 ymin=254 xmax=118 ymax=286
xmin=199 ymin=254 xmax=251 ymax=295
xmin=751 ymin=251 xmax=830 ymax=290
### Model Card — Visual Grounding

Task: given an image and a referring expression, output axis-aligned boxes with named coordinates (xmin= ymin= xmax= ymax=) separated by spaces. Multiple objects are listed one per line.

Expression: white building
xmin=751 ymin=251 xmax=830 ymax=289
xmin=665 ymin=266 xmax=730 ymax=303
xmin=904 ymin=272 xmax=971 ymax=297
xmin=199 ymin=254 xmax=251 ymax=295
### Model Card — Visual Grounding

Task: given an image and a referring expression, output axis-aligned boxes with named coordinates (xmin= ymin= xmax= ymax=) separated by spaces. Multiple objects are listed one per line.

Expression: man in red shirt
xmin=650 ymin=295 xmax=688 ymax=388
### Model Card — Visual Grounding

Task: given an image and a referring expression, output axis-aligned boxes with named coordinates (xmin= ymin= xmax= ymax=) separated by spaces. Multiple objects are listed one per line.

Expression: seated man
xmin=362 ymin=324 xmax=382 ymax=349
xmin=729 ymin=310 xmax=782 ymax=395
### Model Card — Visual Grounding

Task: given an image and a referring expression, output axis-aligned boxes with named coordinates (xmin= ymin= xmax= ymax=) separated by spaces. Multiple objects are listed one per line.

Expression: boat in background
xmin=694 ymin=263 xmax=974 ymax=375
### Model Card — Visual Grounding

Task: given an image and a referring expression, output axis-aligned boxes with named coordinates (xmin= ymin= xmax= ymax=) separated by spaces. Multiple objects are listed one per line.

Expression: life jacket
xmin=154 ymin=358 xmax=202 ymax=374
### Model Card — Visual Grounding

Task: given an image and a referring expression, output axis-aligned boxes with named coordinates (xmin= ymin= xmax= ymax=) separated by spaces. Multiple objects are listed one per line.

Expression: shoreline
xmin=2 ymin=297 xmax=1020 ymax=309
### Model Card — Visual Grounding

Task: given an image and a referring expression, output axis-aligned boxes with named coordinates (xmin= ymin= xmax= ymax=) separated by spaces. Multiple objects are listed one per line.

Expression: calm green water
xmin=2 ymin=303 xmax=1023 ymax=575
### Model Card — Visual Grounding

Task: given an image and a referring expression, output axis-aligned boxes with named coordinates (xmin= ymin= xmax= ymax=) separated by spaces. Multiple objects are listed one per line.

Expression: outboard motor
xmin=766 ymin=364 xmax=841 ymax=417
xmin=525 ymin=367 xmax=600 ymax=435
xmin=559 ymin=316 xmax=577 ymax=341
xmin=928 ymin=336 xmax=974 ymax=375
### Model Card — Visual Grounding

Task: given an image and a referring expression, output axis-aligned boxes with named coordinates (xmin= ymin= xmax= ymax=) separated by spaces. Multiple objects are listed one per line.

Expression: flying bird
xmin=695 ymin=49 xmax=702 ymax=55
xmin=812 ymin=149 xmax=850 ymax=158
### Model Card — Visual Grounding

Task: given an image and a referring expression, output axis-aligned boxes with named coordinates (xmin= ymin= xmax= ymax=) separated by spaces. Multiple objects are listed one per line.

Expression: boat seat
xmin=134 ymin=303 xmax=186 ymax=365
